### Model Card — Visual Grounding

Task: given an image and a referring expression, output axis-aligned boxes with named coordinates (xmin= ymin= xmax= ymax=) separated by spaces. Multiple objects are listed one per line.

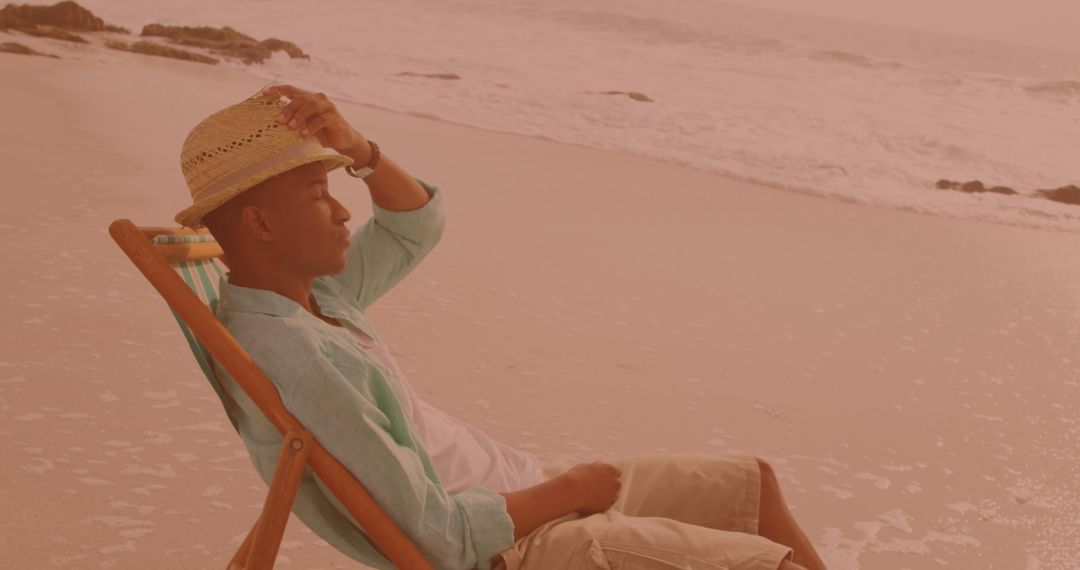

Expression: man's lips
xmin=336 ymin=229 xmax=351 ymax=244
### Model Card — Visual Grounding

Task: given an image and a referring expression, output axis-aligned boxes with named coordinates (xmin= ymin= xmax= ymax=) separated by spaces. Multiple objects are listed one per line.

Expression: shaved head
xmin=203 ymin=172 xmax=282 ymax=249
xmin=201 ymin=162 xmax=352 ymax=282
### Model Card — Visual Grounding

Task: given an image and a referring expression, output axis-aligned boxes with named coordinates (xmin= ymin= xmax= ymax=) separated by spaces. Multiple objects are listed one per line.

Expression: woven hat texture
xmin=175 ymin=94 xmax=352 ymax=227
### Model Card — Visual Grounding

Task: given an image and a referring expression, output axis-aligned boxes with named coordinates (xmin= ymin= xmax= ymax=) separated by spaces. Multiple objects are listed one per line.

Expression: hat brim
xmin=175 ymin=150 xmax=353 ymax=228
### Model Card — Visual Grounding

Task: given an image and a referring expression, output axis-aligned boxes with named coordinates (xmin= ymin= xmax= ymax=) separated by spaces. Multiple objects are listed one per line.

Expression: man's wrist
xmin=342 ymin=136 xmax=373 ymax=167
xmin=555 ymin=471 xmax=585 ymax=513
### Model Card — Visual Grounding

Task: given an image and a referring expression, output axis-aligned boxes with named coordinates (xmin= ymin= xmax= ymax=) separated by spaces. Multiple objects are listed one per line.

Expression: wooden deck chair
xmin=108 ymin=219 xmax=433 ymax=570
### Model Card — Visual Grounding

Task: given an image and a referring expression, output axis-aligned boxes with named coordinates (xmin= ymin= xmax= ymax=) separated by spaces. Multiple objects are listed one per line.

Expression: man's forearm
xmin=342 ymin=139 xmax=431 ymax=212
xmin=499 ymin=473 xmax=581 ymax=542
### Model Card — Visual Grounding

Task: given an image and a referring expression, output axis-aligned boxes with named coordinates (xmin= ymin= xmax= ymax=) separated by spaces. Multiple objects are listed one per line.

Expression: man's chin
xmin=313 ymin=260 xmax=348 ymax=279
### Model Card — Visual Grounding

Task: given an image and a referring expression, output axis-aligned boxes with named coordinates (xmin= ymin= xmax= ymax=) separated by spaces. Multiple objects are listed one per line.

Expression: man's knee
xmin=779 ymin=560 xmax=809 ymax=570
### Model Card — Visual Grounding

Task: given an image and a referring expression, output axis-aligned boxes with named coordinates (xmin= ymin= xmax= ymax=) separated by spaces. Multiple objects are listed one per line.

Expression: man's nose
xmin=330 ymin=197 xmax=351 ymax=223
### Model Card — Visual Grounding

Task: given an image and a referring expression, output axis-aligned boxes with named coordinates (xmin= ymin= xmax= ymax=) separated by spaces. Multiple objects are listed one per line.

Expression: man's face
xmin=257 ymin=161 xmax=353 ymax=278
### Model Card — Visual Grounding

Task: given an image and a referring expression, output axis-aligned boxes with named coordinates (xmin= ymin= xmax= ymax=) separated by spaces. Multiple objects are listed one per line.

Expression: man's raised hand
xmin=262 ymin=85 xmax=368 ymax=159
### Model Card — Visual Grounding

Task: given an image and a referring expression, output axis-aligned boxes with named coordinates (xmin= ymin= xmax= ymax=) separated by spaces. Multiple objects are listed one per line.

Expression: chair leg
xmin=227 ymin=520 xmax=259 ymax=570
xmin=229 ymin=429 xmax=314 ymax=570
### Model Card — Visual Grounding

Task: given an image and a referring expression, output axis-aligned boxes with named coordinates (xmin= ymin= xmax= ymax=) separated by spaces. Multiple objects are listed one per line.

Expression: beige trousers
xmin=496 ymin=453 xmax=795 ymax=570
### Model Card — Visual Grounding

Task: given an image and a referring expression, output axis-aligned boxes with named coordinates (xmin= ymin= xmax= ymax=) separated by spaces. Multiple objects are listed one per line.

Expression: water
xmin=84 ymin=0 xmax=1080 ymax=231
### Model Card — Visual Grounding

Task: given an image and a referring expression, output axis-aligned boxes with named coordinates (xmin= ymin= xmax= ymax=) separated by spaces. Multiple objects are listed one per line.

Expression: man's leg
xmin=757 ymin=458 xmax=828 ymax=570
xmin=509 ymin=509 xmax=795 ymax=570
xmin=596 ymin=453 xmax=825 ymax=569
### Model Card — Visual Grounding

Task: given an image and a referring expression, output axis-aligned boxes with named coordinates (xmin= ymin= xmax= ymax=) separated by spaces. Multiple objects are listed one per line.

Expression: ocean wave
xmin=808 ymin=49 xmax=904 ymax=71
xmin=549 ymin=8 xmax=790 ymax=56
xmin=79 ymin=0 xmax=1080 ymax=233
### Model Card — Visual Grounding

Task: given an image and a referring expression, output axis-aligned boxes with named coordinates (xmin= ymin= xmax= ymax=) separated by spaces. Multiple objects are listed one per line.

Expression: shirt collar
xmin=217 ymin=273 xmax=377 ymax=339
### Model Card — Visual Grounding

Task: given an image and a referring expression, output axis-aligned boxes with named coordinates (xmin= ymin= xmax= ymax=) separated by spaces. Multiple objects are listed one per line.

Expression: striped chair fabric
xmin=150 ymin=233 xmax=239 ymax=432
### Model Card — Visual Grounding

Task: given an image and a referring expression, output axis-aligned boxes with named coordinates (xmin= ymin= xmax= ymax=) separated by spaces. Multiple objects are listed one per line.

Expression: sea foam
xmin=81 ymin=0 xmax=1080 ymax=231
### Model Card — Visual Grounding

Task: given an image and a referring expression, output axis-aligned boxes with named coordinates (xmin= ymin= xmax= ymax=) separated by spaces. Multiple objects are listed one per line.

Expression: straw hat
xmin=175 ymin=93 xmax=353 ymax=228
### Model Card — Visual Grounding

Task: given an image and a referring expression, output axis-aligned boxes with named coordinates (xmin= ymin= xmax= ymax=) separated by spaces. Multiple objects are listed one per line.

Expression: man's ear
xmin=240 ymin=204 xmax=274 ymax=242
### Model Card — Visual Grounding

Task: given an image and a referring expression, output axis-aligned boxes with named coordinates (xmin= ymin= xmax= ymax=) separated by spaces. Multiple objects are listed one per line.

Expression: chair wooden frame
xmin=109 ymin=218 xmax=433 ymax=570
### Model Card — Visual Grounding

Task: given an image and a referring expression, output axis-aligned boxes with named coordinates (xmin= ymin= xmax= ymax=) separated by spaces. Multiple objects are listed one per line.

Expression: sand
xmin=2 ymin=39 xmax=1079 ymax=569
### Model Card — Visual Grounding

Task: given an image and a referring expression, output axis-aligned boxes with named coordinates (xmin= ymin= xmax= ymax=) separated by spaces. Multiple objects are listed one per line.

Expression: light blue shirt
xmin=211 ymin=179 xmax=514 ymax=570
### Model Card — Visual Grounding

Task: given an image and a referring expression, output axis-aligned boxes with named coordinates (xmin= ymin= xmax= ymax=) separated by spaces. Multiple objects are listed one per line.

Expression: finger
xmin=291 ymin=97 xmax=333 ymax=128
xmin=276 ymin=96 xmax=304 ymax=124
xmin=300 ymin=113 xmax=331 ymax=138
xmin=281 ymin=99 xmax=316 ymax=128
xmin=261 ymin=84 xmax=308 ymax=100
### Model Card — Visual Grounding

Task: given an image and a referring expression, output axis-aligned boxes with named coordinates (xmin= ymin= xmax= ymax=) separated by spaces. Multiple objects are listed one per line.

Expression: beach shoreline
xmin=3 ymin=43 xmax=1079 ymax=569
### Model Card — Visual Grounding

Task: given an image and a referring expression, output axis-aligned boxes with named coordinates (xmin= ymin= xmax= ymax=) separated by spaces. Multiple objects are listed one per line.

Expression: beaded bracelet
xmin=345 ymin=139 xmax=380 ymax=179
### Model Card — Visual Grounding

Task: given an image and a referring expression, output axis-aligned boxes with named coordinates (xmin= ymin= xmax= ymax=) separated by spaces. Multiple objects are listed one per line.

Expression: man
xmin=176 ymin=84 xmax=827 ymax=570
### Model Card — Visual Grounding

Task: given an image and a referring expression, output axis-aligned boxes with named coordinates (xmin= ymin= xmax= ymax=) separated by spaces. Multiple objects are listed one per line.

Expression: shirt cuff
xmin=370 ymin=178 xmax=445 ymax=241
xmin=456 ymin=486 xmax=515 ymax=570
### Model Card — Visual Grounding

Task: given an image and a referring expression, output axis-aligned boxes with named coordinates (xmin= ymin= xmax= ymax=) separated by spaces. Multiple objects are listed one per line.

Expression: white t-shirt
xmin=345 ymin=327 xmax=545 ymax=494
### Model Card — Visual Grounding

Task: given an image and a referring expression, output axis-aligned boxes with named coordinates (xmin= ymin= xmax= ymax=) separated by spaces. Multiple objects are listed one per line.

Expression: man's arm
xmin=287 ymin=356 xmax=616 ymax=569
xmin=263 ymin=85 xmax=447 ymax=310
xmin=490 ymin=463 xmax=621 ymax=567
xmin=500 ymin=461 xmax=621 ymax=540
xmin=286 ymin=357 xmax=512 ymax=570
xmin=499 ymin=476 xmax=581 ymax=541
xmin=266 ymin=84 xmax=432 ymax=213
xmin=342 ymin=139 xmax=431 ymax=212
xmin=333 ymin=178 xmax=446 ymax=310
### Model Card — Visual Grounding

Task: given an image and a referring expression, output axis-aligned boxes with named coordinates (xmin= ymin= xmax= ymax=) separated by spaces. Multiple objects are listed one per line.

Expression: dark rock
xmin=17 ymin=24 xmax=86 ymax=42
xmin=0 ymin=40 xmax=58 ymax=57
xmin=1037 ymin=185 xmax=1080 ymax=206
xmin=260 ymin=37 xmax=308 ymax=60
xmin=960 ymin=180 xmax=986 ymax=193
xmin=0 ymin=0 xmax=109 ymax=31
xmin=936 ymin=177 xmax=1080 ymax=204
xmin=105 ymin=39 xmax=218 ymax=64
xmin=141 ymin=23 xmax=255 ymax=44
xmin=222 ymin=44 xmax=270 ymax=65
xmin=141 ymin=24 xmax=268 ymax=64
xmin=141 ymin=24 xmax=306 ymax=64
xmin=596 ymin=90 xmax=653 ymax=102
xmin=936 ymin=179 xmax=1015 ymax=195
xmin=395 ymin=71 xmax=461 ymax=80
